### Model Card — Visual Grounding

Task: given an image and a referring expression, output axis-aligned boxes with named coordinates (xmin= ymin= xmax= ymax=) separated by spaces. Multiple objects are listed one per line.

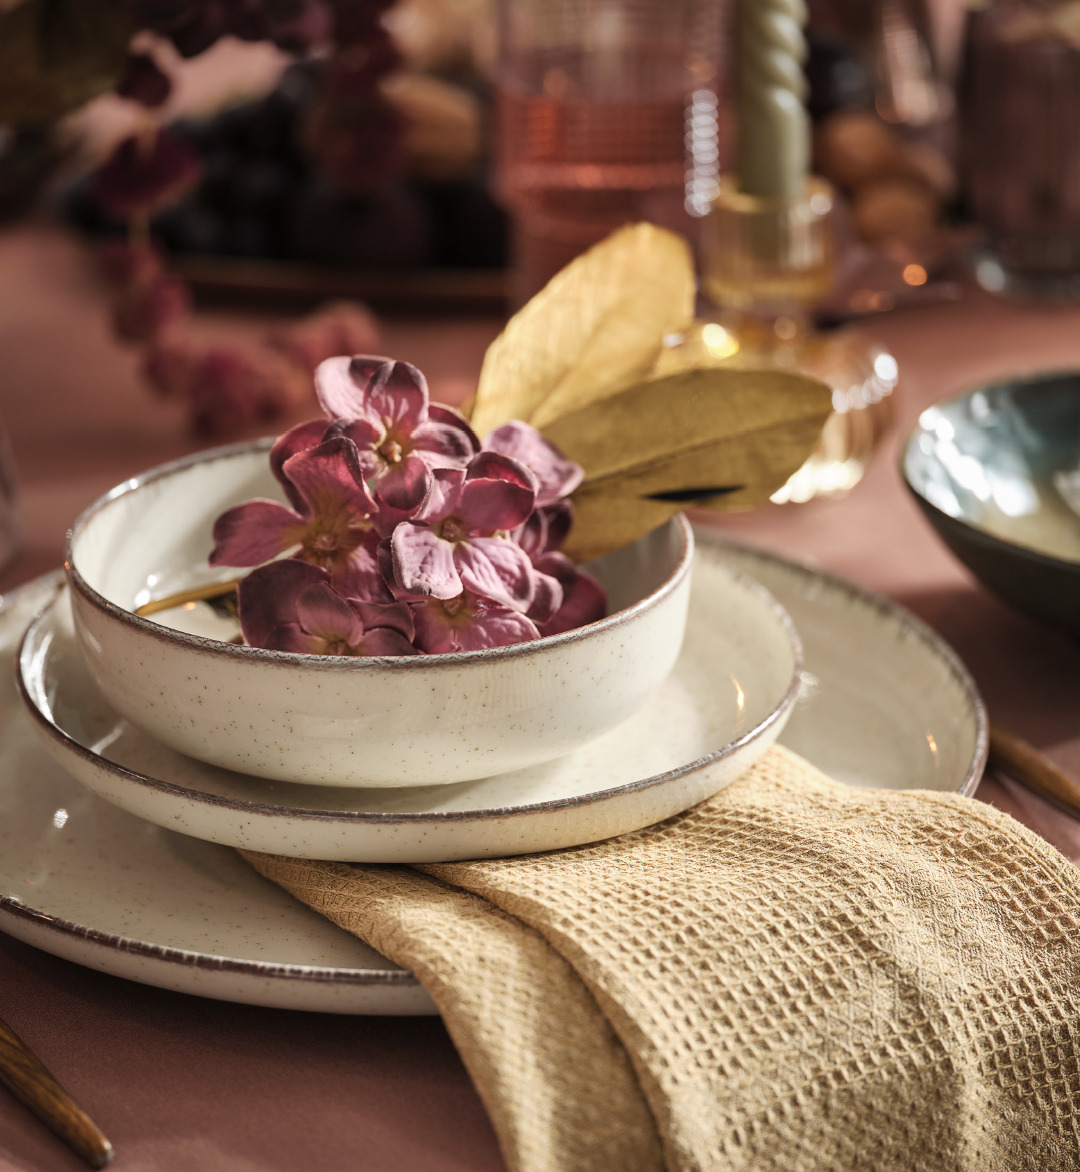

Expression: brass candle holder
xmin=658 ymin=176 xmax=898 ymax=502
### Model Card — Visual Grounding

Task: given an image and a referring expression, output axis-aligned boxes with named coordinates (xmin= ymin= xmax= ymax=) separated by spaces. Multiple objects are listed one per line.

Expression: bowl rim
xmin=66 ymin=437 xmax=696 ymax=669
xmin=899 ymin=371 xmax=1080 ymax=572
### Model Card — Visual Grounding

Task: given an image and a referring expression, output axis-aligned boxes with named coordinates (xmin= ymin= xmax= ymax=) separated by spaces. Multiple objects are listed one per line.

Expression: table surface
xmin=1 ymin=224 xmax=1079 ymax=1171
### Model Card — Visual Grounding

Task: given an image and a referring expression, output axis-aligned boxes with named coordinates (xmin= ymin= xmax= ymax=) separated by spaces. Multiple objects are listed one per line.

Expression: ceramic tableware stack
xmin=0 ymin=444 xmax=986 ymax=1008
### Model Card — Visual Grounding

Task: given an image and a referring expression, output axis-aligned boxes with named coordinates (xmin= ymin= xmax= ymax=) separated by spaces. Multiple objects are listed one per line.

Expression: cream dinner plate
xmin=0 ymin=533 xmax=987 ymax=1015
xmin=19 ymin=547 xmax=801 ymax=863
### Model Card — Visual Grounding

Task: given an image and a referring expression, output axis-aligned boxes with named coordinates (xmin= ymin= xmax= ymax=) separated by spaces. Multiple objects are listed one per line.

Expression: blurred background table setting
xmin=2 ymin=0 xmax=1080 ymax=1168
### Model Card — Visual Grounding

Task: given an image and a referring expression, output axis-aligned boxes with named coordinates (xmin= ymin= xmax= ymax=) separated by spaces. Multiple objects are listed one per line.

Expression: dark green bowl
xmin=902 ymin=372 xmax=1080 ymax=638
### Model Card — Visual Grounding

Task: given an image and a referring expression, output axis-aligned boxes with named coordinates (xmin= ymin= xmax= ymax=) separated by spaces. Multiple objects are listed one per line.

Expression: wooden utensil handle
xmin=0 ymin=1016 xmax=113 ymax=1169
xmin=989 ymin=726 xmax=1080 ymax=822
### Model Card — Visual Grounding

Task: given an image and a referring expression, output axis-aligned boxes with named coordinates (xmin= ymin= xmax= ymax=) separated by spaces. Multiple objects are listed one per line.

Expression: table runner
xmin=243 ymin=745 xmax=1080 ymax=1171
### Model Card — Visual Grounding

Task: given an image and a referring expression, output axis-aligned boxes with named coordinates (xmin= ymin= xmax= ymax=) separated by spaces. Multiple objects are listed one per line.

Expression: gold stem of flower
xmin=134 ymin=578 xmax=243 ymax=617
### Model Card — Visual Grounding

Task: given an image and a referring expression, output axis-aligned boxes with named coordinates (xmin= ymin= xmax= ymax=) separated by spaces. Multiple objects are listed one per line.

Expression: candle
xmin=736 ymin=0 xmax=811 ymax=199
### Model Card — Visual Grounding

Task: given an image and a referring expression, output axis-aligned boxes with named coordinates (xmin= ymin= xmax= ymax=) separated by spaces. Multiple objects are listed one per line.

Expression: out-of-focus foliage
xmin=0 ymin=0 xmax=136 ymax=123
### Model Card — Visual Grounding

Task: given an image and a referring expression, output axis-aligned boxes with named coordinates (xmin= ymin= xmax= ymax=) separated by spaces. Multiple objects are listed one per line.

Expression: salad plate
xmin=0 ymin=533 xmax=987 ymax=1013
xmin=19 ymin=548 xmax=801 ymax=863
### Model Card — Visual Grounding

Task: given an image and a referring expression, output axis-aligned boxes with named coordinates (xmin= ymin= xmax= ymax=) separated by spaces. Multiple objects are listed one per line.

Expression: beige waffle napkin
xmin=242 ymin=745 xmax=1080 ymax=1172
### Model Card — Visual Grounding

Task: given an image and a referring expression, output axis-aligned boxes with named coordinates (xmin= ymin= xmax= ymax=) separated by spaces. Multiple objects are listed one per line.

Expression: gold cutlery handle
xmin=0 ymin=1014 xmax=113 ymax=1169
xmin=989 ymin=726 xmax=1080 ymax=822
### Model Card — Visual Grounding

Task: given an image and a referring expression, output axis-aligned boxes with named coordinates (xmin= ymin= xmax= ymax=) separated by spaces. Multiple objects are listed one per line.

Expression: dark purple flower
xmin=210 ymin=436 xmax=388 ymax=600
xmin=482 ymin=421 xmax=583 ymax=508
xmin=239 ymin=560 xmax=417 ymax=656
xmin=116 ymin=53 xmax=173 ymax=108
xmin=390 ymin=453 xmax=539 ymax=611
xmin=315 ymin=356 xmax=478 ymax=513
xmin=410 ymin=590 xmax=540 ymax=653
xmin=531 ymin=552 xmax=607 ymax=637
xmin=94 ymin=129 xmax=202 ymax=219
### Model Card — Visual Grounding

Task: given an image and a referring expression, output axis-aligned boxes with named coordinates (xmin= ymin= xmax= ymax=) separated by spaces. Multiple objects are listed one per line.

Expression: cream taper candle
xmin=736 ymin=0 xmax=811 ymax=198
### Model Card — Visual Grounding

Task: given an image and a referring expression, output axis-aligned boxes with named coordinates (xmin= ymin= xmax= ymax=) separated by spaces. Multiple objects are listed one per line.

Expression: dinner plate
xmin=0 ymin=534 xmax=987 ymax=1014
xmin=18 ymin=550 xmax=801 ymax=863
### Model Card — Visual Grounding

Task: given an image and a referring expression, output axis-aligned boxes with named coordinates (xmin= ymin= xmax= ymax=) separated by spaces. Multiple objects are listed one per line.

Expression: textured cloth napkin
xmin=243 ymin=746 xmax=1080 ymax=1172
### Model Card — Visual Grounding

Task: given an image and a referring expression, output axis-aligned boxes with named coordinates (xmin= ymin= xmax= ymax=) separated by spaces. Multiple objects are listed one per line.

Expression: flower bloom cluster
xmin=210 ymin=355 xmax=607 ymax=654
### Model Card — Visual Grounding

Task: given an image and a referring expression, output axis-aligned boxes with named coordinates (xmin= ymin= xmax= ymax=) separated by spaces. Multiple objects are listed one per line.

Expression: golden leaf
xmin=543 ymin=367 xmax=833 ymax=561
xmin=469 ymin=223 xmax=695 ymax=436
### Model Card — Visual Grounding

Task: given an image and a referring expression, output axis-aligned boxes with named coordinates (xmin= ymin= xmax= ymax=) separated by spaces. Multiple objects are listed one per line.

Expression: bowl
xmin=902 ymin=371 xmax=1080 ymax=637
xmin=66 ymin=440 xmax=695 ymax=787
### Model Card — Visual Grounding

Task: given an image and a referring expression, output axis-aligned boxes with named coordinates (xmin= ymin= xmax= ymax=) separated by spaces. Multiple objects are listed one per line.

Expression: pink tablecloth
xmin=1 ymin=225 xmax=1079 ymax=1171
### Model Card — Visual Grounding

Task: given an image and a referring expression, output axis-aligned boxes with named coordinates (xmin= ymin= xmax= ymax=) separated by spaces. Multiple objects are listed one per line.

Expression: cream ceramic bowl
xmin=66 ymin=441 xmax=694 ymax=788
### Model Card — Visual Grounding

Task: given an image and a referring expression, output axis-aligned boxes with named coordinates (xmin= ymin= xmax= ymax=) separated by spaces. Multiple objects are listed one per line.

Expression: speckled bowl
xmin=902 ymin=372 xmax=1080 ymax=638
xmin=66 ymin=441 xmax=695 ymax=787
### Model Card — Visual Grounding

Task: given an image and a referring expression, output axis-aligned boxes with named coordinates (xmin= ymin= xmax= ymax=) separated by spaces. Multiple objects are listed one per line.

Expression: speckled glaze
xmin=903 ymin=372 xmax=1080 ymax=638
xmin=66 ymin=440 xmax=694 ymax=787
xmin=0 ymin=540 xmax=986 ymax=1012
xmin=20 ymin=556 xmax=802 ymax=862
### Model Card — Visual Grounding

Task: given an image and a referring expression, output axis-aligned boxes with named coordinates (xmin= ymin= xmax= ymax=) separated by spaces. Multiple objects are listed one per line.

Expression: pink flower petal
xmin=483 ymin=421 xmax=583 ymax=507
xmin=416 ymin=467 xmax=465 ymax=524
xmin=425 ymin=404 xmax=480 ymax=457
xmin=465 ymin=451 xmax=538 ymax=494
xmin=366 ymin=360 xmax=428 ymax=434
xmin=391 ymin=523 xmax=462 ymax=599
xmin=334 ymin=535 xmax=394 ymax=603
xmin=262 ymin=622 xmax=324 ymax=655
xmin=412 ymin=416 xmax=479 ymax=469
xmin=526 ymin=570 xmax=564 ymax=624
xmin=410 ymin=595 xmax=540 ymax=653
xmin=458 ymin=476 xmax=536 ymax=534
xmin=371 ymin=451 xmax=431 ymax=513
xmin=539 ymin=501 xmax=574 ymax=552
xmin=296 ymin=580 xmax=365 ymax=646
xmin=360 ymin=628 xmax=421 ymax=656
xmin=456 ymin=537 xmax=536 ymax=611
xmin=283 ymin=436 xmax=376 ymax=521
xmin=351 ymin=599 xmax=414 ymax=641
xmin=237 ymin=559 xmax=330 ymax=648
xmin=210 ymin=500 xmax=306 ymax=567
xmin=328 ymin=418 xmax=384 ymax=463
xmin=314 ymin=355 xmax=389 ymax=420
xmin=535 ymin=553 xmax=608 ymax=636
xmin=271 ymin=420 xmax=330 ymax=509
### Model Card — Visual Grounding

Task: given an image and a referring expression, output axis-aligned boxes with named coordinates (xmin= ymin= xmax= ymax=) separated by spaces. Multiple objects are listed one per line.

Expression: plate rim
xmin=697 ymin=530 xmax=988 ymax=799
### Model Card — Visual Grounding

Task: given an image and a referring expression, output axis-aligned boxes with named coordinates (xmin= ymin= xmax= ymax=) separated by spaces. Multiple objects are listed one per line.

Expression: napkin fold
xmin=242 ymin=746 xmax=1080 ymax=1172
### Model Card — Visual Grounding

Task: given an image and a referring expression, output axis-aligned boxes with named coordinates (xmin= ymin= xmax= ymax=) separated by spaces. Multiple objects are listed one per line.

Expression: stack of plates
xmin=0 ymin=531 xmax=986 ymax=1014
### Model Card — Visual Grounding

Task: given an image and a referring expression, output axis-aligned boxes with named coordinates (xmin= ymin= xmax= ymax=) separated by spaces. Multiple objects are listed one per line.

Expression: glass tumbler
xmin=494 ymin=0 xmax=726 ymax=304
xmin=959 ymin=0 xmax=1080 ymax=298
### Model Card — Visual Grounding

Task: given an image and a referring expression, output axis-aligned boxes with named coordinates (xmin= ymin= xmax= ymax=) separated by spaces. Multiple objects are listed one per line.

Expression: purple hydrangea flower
xmin=210 ymin=435 xmax=388 ymax=600
xmin=410 ymin=590 xmax=540 ymax=653
xmin=482 ymin=421 xmax=583 ymax=507
xmin=238 ymin=560 xmax=417 ymax=656
xmin=315 ymin=356 xmax=478 ymax=514
xmin=389 ymin=452 xmax=540 ymax=611
xmin=531 ymin=552 xmax=608 ymax=637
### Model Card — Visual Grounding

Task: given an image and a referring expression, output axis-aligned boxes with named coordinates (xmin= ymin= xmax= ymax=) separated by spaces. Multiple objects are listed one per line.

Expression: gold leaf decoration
xmin=470 ymin=223 xmax=695 ymax=436
xmin=542 ymin=367 xmax=833 ymax=561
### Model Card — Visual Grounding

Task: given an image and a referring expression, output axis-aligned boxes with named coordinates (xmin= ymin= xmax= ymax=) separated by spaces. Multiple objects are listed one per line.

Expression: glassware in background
xmin=0 ymin=416 xmax=21 ymax=577
xmin=959 ymin=0 xmax=1080 ymax=298
xmin=494 ymin=0 xmax=725 ymax=304
xmin=659 ymin=177 xmax=898 ymax=503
